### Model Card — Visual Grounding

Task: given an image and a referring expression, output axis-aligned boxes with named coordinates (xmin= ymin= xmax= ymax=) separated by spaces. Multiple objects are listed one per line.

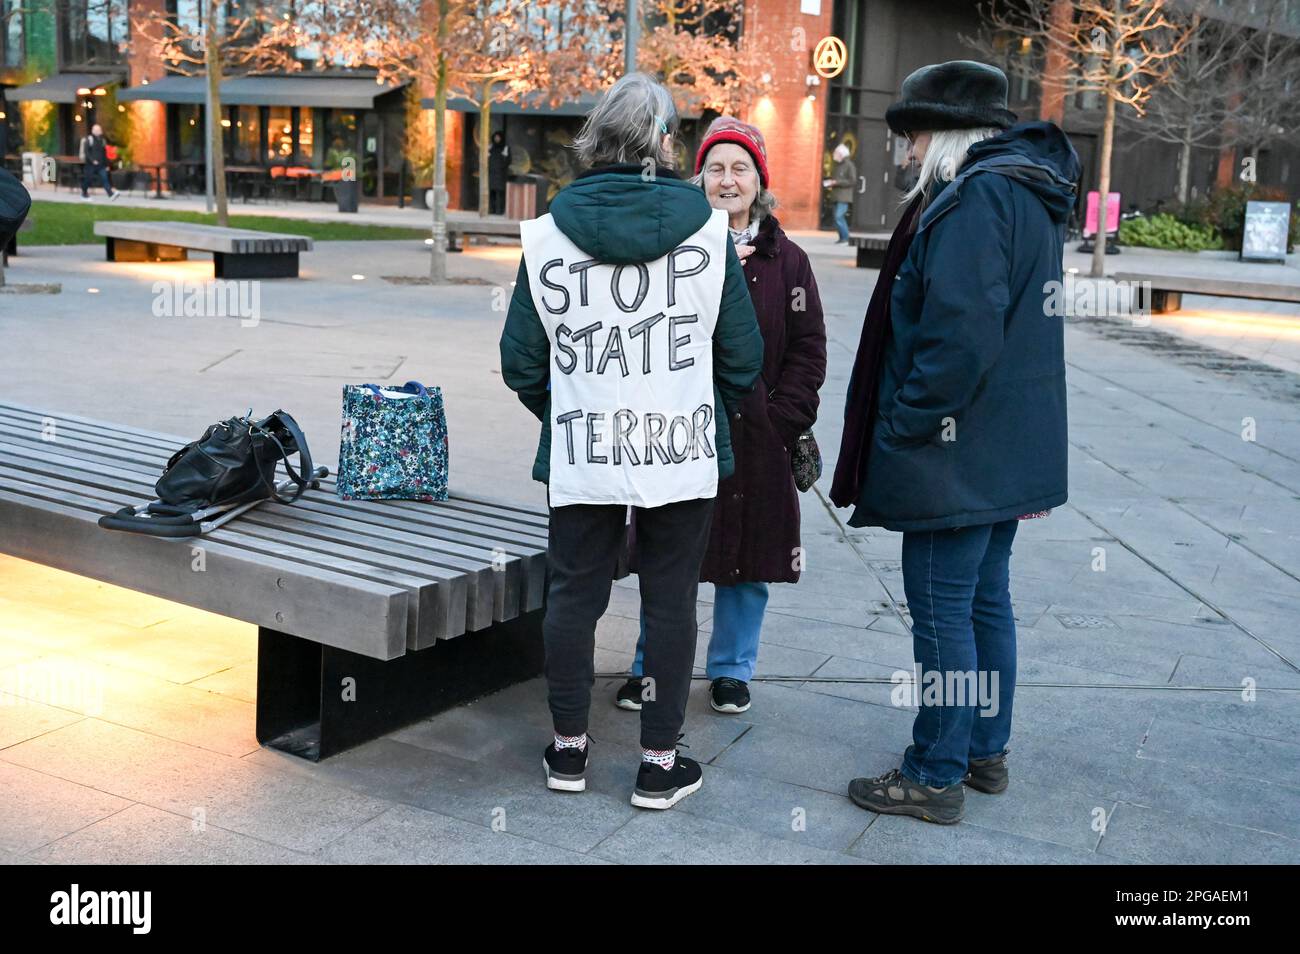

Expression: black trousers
xmin=544 ymin=496 xmax=714 ymax=750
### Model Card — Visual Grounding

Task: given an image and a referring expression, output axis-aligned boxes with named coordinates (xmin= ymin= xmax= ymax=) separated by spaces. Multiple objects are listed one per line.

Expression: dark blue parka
xmin=850 ymin=122 xmax=1080 ymax=532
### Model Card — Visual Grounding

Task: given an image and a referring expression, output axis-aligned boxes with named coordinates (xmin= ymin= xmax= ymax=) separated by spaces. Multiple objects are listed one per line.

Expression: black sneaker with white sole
xmin=543 ymin=742 xmax=588 ymax=792
xmin=614 ymin=677 xmax=643 ymax=711
xmin=631 ymin=753 xmax=703 ymax=810
xmin=709 ymin=677 xmax=751 ymax=713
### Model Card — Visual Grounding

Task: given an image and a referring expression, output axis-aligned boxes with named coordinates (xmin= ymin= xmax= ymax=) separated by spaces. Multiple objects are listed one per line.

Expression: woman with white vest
xmin=499 ymin=73 xmax=763 ymax=810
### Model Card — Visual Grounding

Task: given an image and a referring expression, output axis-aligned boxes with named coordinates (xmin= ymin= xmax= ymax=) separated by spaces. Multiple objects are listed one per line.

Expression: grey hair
xmin=688 ymin=170 xmax=778 ymax=224
xmin=573 ymin=72 xmax=680 ymax=168
xmin=902 ymin=127 xmax=1000 ymax=205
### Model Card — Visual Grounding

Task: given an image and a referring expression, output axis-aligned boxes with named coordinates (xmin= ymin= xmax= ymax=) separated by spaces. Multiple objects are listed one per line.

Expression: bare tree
xmin=1226 ymin=1 xmax=1300 ymax=174
xmin=636 ymin=0 xmax=778 ymax=116
xmin=133 ymin=0 xmax=302 ymax=226
xmin=446 ymin=0 xmax=611 ymax=219
xmin=307 ymin=0 xmax=607 ymax=281
xmin=1122 ymin=0 xmax=1300 ymax=204
xmin=970 ymin=0 xmax=1195 ymax=276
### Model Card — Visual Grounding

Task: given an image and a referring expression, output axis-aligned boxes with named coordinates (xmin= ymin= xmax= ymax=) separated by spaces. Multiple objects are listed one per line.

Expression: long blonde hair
xmin=902 ymin=127 xmax=1000 ymax=205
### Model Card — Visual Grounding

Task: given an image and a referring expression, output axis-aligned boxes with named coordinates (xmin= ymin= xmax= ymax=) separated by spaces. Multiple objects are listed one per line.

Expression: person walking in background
xmin=824 ymin=142 xmax=856 ymax=243
xmin=499 ymin=73 xmax=763 ymax=810
xmin=614 ymin=116 xmax=827 ymax=717
xmin=488 ymin=130 xmax=510 ymax=215
xmin=79 ymin=124 xmax=119 ymax=201
xmin=838 ymin=61 xmax=1079 ymax=824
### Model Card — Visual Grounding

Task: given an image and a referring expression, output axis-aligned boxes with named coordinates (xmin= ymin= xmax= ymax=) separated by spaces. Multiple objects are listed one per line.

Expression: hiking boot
xmin=965 ymin=751 xmax=1009 ymax=794
xmin=631 ymin=753 xmax=703 ymax=810
xmin=847 ymin=767 xmax=965 ymax=825
xmin=614 ymin=677 xmax=643 ymax=711
xmin=709 ymin=677 xmax=751 ymax=713
xmin=543 ymin=742 xmax=588 ymax=793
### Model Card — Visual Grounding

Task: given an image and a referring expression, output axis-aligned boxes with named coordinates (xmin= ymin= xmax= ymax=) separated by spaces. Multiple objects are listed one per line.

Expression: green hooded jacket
xmin=498 ymin=165 xmax=763 ymax=486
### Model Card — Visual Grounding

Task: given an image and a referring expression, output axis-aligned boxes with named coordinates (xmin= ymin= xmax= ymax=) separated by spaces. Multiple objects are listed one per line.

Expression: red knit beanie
xmin=694 ymin=116 xmax=769 ymax=188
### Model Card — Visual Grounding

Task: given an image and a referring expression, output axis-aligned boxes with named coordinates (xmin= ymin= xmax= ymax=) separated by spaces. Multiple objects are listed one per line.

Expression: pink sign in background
xmin=1084 ymin=191 xmax=1121 ymax=237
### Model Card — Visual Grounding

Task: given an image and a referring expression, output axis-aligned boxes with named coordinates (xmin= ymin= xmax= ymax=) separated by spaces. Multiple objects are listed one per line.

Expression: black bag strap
xmin=253 ymin=411 xmax=314 ymax=504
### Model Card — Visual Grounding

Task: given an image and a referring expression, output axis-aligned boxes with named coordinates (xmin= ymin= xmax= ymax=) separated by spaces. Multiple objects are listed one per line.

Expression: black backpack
xmin=99 ymin=411 xmax=323 ymax=536
xmin=149 ymin=410 xmax=315 ymax=515
xmin=0 ymin=167 xmax=32 ymax=251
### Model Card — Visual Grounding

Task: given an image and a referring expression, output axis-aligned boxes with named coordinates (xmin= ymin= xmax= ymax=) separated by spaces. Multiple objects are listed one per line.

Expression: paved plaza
xmin=1 ymin=215 xmax=1298 ymax=864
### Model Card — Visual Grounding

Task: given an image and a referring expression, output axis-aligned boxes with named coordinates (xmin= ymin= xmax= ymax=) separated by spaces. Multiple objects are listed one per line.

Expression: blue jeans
xmin=82 ymin=163 xmax=113 ymax=197
xmin=899 ymin=520 xmax=1018 ymax=788
xmin=632 ymin=582 xmax=769 ymax=683
xmin=833 ymin=201 xmax=851 ymax=241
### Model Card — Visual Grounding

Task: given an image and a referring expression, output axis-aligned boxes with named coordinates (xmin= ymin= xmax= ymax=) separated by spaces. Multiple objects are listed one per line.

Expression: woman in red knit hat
xmin=616 ymin=116 xmax=828 ymax=716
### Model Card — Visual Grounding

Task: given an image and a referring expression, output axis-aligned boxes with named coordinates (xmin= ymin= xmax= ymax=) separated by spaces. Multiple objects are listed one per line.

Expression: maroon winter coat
xmin=700 ymin=215 xmax=827 ymax=585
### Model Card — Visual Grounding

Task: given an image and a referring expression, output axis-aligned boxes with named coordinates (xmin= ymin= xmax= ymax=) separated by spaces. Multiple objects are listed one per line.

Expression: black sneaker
xmin=614 ymin=677 xmax=643 ymax=711
xmin=631 ymin=753 xmax=703 ymax=810
xmin=709 ymin=677 xmax=751 ymax=713
xmin=965 ymin=751 xmax=1009 ymax=794
xmin=847 ymin=767 xmax=965 ymax=825
xmin=543 ymin=741 xmax=588 ymax=793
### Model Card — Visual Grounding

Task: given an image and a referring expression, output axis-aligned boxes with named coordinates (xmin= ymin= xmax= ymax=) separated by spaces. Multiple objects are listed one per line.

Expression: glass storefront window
xmin=2 ymin=0 xmax=22 ymax=69
xmin=267 ymin=106 xmax=294 ymax=162
xmin=174 ymin=104 xmax=204 ymax=161
xmin=299 ymin=111 xmax=314 ymax=164
xmin=228 ymin=105 xmax=260 ymax=164
xmin=323 ymin=109 xmax=357 ymax=171
xmin=59 ymin=0 xmax=128 ymax=68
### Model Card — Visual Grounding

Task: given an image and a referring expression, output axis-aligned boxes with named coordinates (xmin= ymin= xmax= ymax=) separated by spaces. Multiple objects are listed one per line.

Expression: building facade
xmin=2 ymin=1 xmax=1296 ymax=227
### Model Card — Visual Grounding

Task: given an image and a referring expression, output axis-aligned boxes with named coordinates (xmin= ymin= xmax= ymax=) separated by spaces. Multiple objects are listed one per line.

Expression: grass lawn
xmin=25 ymin=200 xmax=429 ymax=245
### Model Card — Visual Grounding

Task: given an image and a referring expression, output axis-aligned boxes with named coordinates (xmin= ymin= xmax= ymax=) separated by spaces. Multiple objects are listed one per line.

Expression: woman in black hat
xmin=837 ymin=61 xmax=1080 ymax=824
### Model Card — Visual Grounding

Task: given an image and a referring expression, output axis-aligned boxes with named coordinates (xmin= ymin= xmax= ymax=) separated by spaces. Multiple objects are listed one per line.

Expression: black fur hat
xmin=885 ymin=60 xmax=1019 ymax=136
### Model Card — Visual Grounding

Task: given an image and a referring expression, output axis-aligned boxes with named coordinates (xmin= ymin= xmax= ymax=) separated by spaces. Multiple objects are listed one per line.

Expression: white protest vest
xmin=519 ymin=208 xmax=730 ymax=508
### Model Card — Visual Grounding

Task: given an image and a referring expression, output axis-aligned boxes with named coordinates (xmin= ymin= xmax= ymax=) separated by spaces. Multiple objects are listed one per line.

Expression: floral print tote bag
xmin=336 ymin=381 xmax=449 ymax=501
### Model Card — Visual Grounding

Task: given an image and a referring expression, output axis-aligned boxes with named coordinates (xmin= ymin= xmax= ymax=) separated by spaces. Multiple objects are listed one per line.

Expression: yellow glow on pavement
xmin=1155 ymin=309 xmax=1300 ymax=341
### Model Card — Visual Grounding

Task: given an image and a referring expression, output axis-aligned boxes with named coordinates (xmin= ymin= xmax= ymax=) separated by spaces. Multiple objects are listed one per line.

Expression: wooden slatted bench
xmin=848 ymin=232 xmax=891 ymax=269
xmin=0 ymin=400 xmax=556 ymax=761
xmin=92 ymin=221 xmax=314 ymax=279
xmin=1115 ymin=271 xmax=1300 ymax=315
xmin=446 ymin=216 xmax=521 ymax=252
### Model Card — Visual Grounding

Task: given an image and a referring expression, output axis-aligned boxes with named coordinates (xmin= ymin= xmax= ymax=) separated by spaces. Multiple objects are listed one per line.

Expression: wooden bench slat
xmin=0 ymin=465 xmax=465 ymax=642
xmin=231 ymin=507 xmax=500 ymax=631
xmin=1113 ymin=272 xmax=1300 ymax=303
xmin=2 ymin=403 xmax=555 ymax=633
xmin=0 ymin=488 xmax=408 ymax=659
xmin=1 ymin=424 xmax=547 ymax=619
xmin=0 ymin=407 xmax=550 ymax=524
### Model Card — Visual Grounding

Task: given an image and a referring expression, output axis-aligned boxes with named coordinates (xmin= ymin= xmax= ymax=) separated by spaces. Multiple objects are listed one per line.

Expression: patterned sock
xmin=642 ymin=747 xmax=676 ymax=770
xmin=554 ymin=732 xmax=587 ymax=752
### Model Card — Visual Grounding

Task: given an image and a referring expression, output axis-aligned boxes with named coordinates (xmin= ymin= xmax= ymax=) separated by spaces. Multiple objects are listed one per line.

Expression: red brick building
xmin=738 ymin=0 xmax=835 ymax=229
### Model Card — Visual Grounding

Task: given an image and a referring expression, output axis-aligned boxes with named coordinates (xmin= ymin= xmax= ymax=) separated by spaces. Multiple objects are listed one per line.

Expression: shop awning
xmin=6 ymin=72 xmax=125 ymax=104
xmin=118 ymin=75 xmax=405 ymax=109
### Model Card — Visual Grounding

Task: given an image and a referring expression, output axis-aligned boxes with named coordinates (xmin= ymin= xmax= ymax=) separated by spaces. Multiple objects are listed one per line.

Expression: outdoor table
xmin=225 ymin=164 xmax=269 ymax=203
xmin=134 ymin=163 xmax=168 ymax=199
